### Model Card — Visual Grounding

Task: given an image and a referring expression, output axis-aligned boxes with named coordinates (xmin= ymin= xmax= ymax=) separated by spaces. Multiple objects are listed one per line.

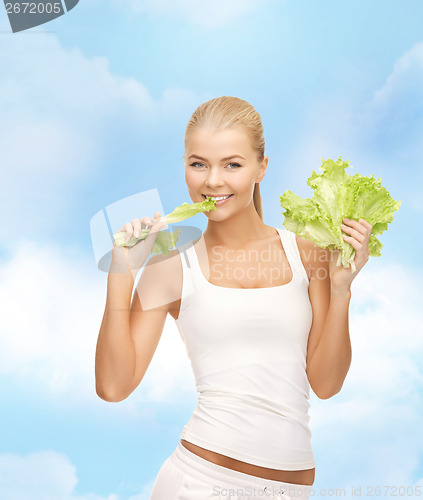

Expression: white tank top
xmin=175 ymin=227 xmax=315 ymax=471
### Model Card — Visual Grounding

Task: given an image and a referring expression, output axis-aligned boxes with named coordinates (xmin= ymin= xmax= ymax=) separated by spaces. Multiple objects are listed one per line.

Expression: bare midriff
xmin=180 ymin=439 xmax=315 ymax=485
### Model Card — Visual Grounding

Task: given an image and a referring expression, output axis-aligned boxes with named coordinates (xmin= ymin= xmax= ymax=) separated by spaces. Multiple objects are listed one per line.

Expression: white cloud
xmin=0 ymin=446 xmax=160 ymax=499
xmin=0 ymin=230 xmax=421 ymax=491
xmin=0 ymin=31 xmax=202 ymax=250
xmin=0 ymin=449 xmax=119 ymax=500
xmin=1 ymin=237 xmax=422 ymax=488
xmin=358 ymin=41 xmax=423 ymax=162
xmin=0 ymin=239 xmax=194 ymax=410
xmin=369 ymin=41 xmax=423 ymax=114
xmin=273 ymin=93 xmax=357 ymax=191
xmin=0 ymin=33 xmax=144 ymax=249
xmin=1 ymin=27 xmax=422 ymax=492
xmin=128 ymin=477 xmax=157 ymax=500
xmin=0 ymin=237 xmax=193 ymax=497
xmin=114 ymin=0 xmax=279 ymax=29
xmin=0 ymin=34 xmax=152 ymax=173
xmin=279 ymin=41 xmax=423 ymax=197
xmin=309 ymin=260 xmax=423 ymax=489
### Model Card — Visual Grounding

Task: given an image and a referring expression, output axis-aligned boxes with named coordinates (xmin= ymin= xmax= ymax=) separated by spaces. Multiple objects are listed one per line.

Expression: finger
xmin=132 ymin=218 xmax=142 ymax=238
xmin=140 ymin=216 xmax=153 ymax=227
xmin=341 ymin=223 xmax=365 ymax=243
xmin=359 ymin=218 xmax=373 ymax=231
xmin=149 ymin=221 xmax=167 ymax=234
xmin=124 ymin=222 xmax=133 ymax=242
xmin=151 ymin=211 xmax=162 ymax=223
xmin=342 ymin=218 xmax=367 ymax=236
xmin=342 ymin=233 xmax=363 ymax=251
xmin=150 ymin=217 xmax=165 ymax=228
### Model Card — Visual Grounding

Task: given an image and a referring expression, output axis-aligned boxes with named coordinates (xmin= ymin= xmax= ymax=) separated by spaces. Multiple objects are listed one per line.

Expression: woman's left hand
xmin=329 ymin=217 xmax=373 ymax=292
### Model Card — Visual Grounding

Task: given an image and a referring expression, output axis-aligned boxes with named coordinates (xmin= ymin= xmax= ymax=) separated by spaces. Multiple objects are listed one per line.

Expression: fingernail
xmin=134 ymin=230 xmax=140 ymax=238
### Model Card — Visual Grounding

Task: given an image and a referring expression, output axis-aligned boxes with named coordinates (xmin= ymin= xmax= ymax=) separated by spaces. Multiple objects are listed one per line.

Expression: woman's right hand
xmin=109 ymin=211 xmax=168 ymax=276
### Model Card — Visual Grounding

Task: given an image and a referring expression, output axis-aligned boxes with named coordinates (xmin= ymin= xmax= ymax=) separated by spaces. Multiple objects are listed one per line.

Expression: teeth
xmin=205 ymin=195 xmax=232 ymax=201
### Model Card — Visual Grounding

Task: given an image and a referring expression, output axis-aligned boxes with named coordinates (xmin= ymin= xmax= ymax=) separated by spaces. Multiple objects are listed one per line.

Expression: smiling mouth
xmin=202 ymin=194 xmax=234 ymax=199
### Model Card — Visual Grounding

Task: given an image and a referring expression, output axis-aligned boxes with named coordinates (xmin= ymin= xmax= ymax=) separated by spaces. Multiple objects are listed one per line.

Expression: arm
xmin=306 ymin=280 xmax=352 ymax=399
xmin=302 ymin=238 xmax=351 ymax=399
xmin=95 ymin=251 xmax=177 ymax=402
xmin=304 ymin=217 xmax=372 ymax=399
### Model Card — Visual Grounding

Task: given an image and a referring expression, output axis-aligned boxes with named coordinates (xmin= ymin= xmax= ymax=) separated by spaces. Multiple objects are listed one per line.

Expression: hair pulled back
xmin=184 ymin=96 xmax=265 ymax=220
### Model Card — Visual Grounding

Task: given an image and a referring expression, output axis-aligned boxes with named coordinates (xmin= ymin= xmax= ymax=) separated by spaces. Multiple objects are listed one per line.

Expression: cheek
xmin=185 ymin=170 xmax=198 ymax=190
xmin=234 ymin=178 xmax=254 ymax=195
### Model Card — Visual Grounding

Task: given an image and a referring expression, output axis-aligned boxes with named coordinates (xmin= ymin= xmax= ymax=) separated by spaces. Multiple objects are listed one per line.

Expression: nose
xmin=205 ymin=166 xmax=224 ymax=188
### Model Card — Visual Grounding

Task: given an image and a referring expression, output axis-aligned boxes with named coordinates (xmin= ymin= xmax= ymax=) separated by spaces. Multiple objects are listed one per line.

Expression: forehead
xmin=186 ymin=127 xmax=252 ymax=157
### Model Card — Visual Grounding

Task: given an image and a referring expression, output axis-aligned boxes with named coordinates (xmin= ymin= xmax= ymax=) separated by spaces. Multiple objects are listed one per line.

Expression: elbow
xmin=314 ymin=384 xmax=343 ymax=400
xmin=95 ymin=384 xmax=131 ymax=403
xmin=308 ymin=368 xmax=348 ymax=400
xmin=316 ymin=390 xmax=335 ymax=400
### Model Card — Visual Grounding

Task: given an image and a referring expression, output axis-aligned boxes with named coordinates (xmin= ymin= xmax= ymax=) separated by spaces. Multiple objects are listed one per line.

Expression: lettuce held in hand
xmin=280 ymin=157 xmax=401 ymax=273
xmin=113 ymin=196 xmax=217 ymax=255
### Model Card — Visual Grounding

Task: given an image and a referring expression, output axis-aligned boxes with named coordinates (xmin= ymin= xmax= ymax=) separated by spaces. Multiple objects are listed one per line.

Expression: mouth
xmin=202 ymin=194 xmax=234 ymax=200
xmin=202 ymin=193 xmax=234 ymax=207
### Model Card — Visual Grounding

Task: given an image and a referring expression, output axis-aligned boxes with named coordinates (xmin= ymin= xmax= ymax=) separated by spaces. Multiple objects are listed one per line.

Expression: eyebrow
xmin=188 ymin=154 xmax=246 ymax=161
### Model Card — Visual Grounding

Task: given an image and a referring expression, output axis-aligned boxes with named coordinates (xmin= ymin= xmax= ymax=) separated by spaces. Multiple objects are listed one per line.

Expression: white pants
xmin=150 ymin=442 xmax=313 ymax=499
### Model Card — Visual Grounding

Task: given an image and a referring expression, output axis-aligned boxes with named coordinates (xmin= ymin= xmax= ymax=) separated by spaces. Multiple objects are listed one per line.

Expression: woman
xmin=95 ymin=96 xmax=372 ymax=499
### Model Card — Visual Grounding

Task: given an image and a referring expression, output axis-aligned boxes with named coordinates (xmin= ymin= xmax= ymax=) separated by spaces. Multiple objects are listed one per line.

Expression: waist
xmin=180 ymin=399 xmax=315 ymax=474
xmin=179 ymin=439 xmax=315 ymax=485
xmin=196 ymin=389 xmax=312 ymax=433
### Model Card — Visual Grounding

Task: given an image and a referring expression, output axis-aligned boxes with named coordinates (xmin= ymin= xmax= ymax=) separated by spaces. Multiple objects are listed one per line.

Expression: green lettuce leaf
xmin=280 ymin=157 xmax=401 ymax=272
xmin=113 ymin=196 xmax=217 ymax=255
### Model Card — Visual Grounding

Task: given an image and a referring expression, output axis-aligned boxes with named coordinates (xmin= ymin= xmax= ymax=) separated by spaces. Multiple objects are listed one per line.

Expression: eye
xmin=188 ymin=162 xmax=242 ymax=169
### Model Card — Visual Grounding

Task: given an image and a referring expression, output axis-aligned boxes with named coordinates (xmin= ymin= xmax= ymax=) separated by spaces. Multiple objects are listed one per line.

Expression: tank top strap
xmin=176 ymin=239 xmax=205 ymax=302
xmin=277 ymin=228 xmax=309 ymax=283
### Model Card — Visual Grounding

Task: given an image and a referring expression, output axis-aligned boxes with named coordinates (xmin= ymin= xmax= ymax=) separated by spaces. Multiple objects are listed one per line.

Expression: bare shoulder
xmin=294 ymin=232 xmax=330 ymax=279
xmin=144 ymin=248 xmax=180 ymax=267
xmin=144 ymin=247 xmax=182 ymax=291
xmin=134 ymin=248 xmax=182 ymax=313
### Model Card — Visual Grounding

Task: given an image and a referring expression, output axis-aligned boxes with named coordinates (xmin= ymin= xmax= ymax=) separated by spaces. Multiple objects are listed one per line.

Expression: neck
xmin=203 ymin=201 xmax=271 ymax=248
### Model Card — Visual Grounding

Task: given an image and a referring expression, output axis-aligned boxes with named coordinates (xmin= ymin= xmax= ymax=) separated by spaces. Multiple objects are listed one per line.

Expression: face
xmin=183 ymin=127 xmax=268 ymax=219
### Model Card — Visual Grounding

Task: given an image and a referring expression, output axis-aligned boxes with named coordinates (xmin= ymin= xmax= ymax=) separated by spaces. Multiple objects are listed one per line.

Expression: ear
xmin=256 ymin=156 xmax=268 ymax=183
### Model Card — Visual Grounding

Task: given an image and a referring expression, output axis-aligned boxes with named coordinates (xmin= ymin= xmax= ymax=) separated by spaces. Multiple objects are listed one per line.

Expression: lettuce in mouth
xmin=113 ymin=196 xmax=217 ymax=255
xmin=279 ymin=157 xmax=401 ymax=272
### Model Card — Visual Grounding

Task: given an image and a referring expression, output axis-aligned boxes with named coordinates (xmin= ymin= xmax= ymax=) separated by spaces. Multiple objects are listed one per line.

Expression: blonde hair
xmin=184 ymin=96 xmax=265 ymax=220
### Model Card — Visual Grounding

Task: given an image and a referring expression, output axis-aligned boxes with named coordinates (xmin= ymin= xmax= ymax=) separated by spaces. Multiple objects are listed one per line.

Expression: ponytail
xmin=253 ymin=182 xmax=263 ymax=221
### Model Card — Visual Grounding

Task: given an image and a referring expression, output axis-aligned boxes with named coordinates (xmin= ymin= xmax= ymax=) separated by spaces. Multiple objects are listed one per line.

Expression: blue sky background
xmin=0 ymin=0 xmax=422 ymax=498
